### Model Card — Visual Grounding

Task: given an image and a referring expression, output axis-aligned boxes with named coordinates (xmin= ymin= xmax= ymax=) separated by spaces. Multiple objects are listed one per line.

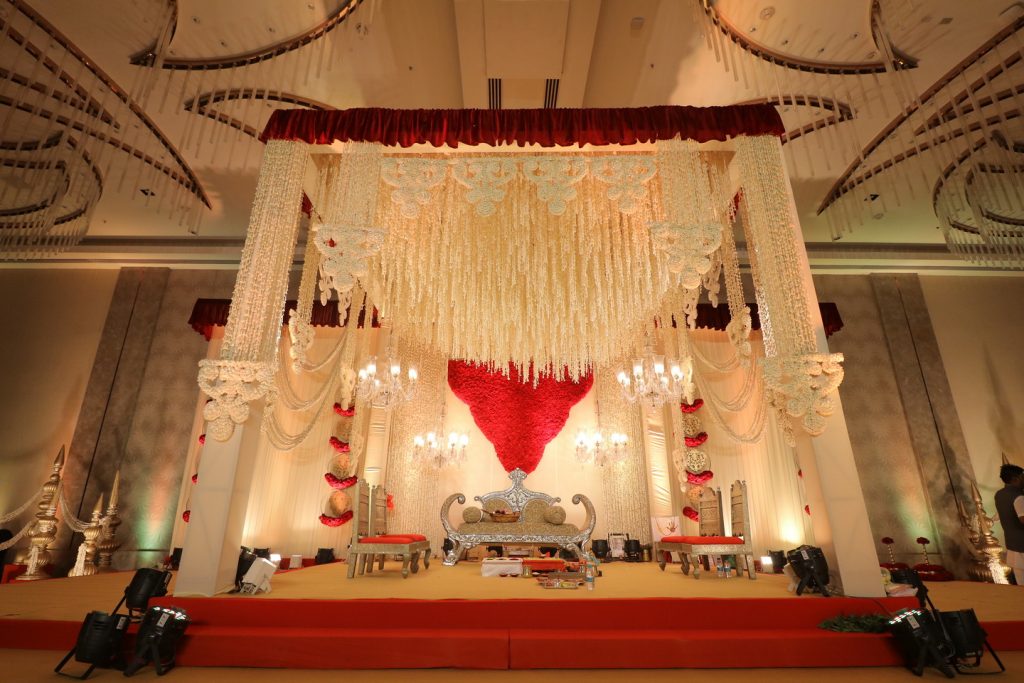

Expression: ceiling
xmin=1 ymin=0 xmax=1022 ymax=271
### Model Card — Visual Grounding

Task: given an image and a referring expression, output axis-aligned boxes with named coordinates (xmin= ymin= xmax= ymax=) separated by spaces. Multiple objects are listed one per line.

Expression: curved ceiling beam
xmin=736 ymin=95 xmax=855 ymax=144
xmin=0 ymin=140 xmax=101 ymax=228
xmin=817 ymin=16 xmax=1024 ymax=214
xmin=7 ymin=0 xmax=209 ymax=207
xmin=131 ymin=0 xmax=365 ymax=71
xmin=702 ymin=1 xmax=914 ymax=75
xmin=0 ymin=67 xmax=115 ymax=127
xmin=0 ymin=95 xmax=193 ymax=196
xmin=185 ymin=88 xmax=333 ymax=139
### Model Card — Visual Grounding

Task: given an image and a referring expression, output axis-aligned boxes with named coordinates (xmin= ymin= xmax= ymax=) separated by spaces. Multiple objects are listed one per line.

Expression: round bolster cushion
xmin=462 ymin=506 xmax=484 ymax=523
xmin=543 ymin=505 xmax=567 ymax=525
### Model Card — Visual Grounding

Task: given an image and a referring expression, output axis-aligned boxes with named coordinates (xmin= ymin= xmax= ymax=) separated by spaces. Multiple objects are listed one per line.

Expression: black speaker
xmin=786 ymin=545 xmax=830 ymax=596
xmin=55 ymin=611 xmax=130 ymax=679
xmin=314 ymin=547 xmax=335 ymax=565
xmin=123 ymin=569 xmax=171 ymax=616
xmin=123 ymin=606 xmax=190 ymax=677
xmin=253 ymin=547 xmax=271 ymax=560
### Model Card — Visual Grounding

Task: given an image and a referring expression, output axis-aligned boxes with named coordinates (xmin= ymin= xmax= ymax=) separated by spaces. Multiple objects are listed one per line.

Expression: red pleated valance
xmin=188 ymin=298 xmax=379 ymax=341
xmin=259 ymin=105 xmax=785 ymax=147
xmin=188 ymin=299 xmax=841 ymax=341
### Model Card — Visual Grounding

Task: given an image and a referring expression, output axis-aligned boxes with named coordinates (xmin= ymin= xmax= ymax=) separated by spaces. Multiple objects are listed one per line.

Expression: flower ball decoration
xmin=687 ymin=485 xmax=704 ymax=503
xmin=329 ymin=452 xmax=352 ymax=479
xmin=684 ymin=448 xmax=709 ymax=474
xmin=327 ymin=490 xmax=351 ymax=517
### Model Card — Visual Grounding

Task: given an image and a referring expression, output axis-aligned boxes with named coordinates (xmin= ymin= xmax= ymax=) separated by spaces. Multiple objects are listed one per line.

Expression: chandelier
xmin=616 ymin=340 xmax=693 ymax=410
xmin=412 ymin=429 xmax=470 ymax=469
xmin=575 ymin=430 xmax=629 ymax=467
xmin=355 ymin=355 xmax=418 ymax=408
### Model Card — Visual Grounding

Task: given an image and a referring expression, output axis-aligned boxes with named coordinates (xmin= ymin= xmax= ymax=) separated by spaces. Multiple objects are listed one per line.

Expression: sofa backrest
xmin=474 ymin=468 xmax=561 ymax=513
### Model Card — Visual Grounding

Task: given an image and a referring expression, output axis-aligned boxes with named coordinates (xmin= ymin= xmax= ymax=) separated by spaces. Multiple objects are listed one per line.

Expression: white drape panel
xmin=689 ymin=329 xmax=808 ymax=556
xmin=239 ymin=328 xmax=356 ymax=557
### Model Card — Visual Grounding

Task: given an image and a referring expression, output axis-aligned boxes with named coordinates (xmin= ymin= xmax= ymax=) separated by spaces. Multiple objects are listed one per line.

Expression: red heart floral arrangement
xmin=325 ymin=473 xmax=358 ymax=490
xmin=684 ymin=432 xmax=708 ymax=448
xmin=329 ymin=436 xmax=350 ymax=453
xmin=447 ymin=361 xmax=592 ymax=473
xmin=333 ymin=402 xmax=356 ymax=417
xmin=680 ymin=399 xmax=704 ymax=413
xmin=319 ymin=510 xmax=353 ymax=527
xmin=683 ymin=506 xmax=699 ymax=521
xmin=686 ymin=470 xmax=714 ymax=486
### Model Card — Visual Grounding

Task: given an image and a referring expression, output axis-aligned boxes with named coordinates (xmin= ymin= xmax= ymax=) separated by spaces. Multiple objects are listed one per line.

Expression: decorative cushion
xmin=359 ymin=535 xmax=419 ymax=544
xmin=483 ymin=499 xmax=511 ymax=513
xmin=660 ymin=535 xmax=743 ymax=545
xmin=543 ymin=505 xmax=567 ymax=525
xmin=456 ymin=521 xmax=580 ymax=536
xmin=523 ymin=499 xmax=549 ymax=523
xmin=462 ymin=506 xmax=484 ymax=524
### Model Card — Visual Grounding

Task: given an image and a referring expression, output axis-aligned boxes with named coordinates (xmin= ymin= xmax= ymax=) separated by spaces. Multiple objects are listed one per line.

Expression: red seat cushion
xmin=660 ymin=535 xmax=743 ymax=545
xmin=394 ymin=533 xmax=427 ymax=542
xmin=359 ymin=535 xmax=419 ymax=544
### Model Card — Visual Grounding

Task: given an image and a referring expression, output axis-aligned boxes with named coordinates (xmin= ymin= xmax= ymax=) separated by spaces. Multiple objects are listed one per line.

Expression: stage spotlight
xmin=768 ymin=549 xmax=786 ymax=574
xmin=591 ymin=539 xmax=610 ymax=561
xmin=315 ymin=547 xmax=336 ymax=564
xmin=624 ymin=539 xmax=643 ymax=562
xmin=122 ymin=606 xmax=190 ymax=677
xmin=785 ymin=545 xmax=831 ymax=596
xmin=888 ymin=609 xmax=957 ymax=678
xmin=253 ymin=547 xmax=271 ymax=560
xmin=54 ymin=611 xmax=130 ymax=679
xmin=235 ymin=547 xmax=257 ymax=590
xmin=239 ymin=557 xmax=276 ymax=594
xmin=168 ymin=548 xmax=182 ymax=570
xmin=121 ymin=568 xmax=172 ymax=618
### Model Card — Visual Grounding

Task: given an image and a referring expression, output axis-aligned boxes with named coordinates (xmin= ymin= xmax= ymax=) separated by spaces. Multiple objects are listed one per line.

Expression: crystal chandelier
xmin=575 ymin=429 xmax=629 ymax=467
xmin=356 ymin=355 xmax=417 ymax=408
xmin=412 ymin=429 xmax=469 ymax=469
xmin=616 ymin=339 xmax=693 ymax=410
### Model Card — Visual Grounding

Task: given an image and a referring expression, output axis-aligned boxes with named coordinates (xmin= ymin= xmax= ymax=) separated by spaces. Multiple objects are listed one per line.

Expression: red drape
xmin=188 ymin=299 xmax=842 ymax=341
xmin=447 ymin=361 xmax=593 ymax=474
xmin=187 ymin=298 xmax=379 ymax=341
xmin=260 ymin=105 xmax=784 ymax=147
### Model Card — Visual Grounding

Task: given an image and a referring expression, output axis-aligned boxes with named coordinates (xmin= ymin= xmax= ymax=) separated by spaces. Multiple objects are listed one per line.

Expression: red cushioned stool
xmin=346 ymin=483 xmax=431 ymax=579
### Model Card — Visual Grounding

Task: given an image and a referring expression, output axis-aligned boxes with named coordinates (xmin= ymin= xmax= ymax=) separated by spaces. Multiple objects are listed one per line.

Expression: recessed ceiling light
xmin=630 ymin=16 xmax=645 ymax=30
xmin=867 ymin=50 xmax=877 ymax=58
xmin=759 ymin=6 xmax=775 ymax=20
xmin=220 ymin=40 xmax=228 ymax=48
xmin=140 ymin=188 xmax=155 ymax=197
xmin=781 ymin=38 xmax=789 ymax=46
xmin=191 ymin=16 xmax=200 ymax=24
xmin=939 ymin=17 xmax=953 ymax=25
xmin=268 ymin=27 xmax=276 ymax=33
xmin=850 ymin=32 xmax=860 ymax=40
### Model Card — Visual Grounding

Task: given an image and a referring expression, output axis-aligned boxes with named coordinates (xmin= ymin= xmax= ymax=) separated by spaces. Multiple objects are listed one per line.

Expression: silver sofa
xmin=439 ymin=468 xmax=596 ymax=565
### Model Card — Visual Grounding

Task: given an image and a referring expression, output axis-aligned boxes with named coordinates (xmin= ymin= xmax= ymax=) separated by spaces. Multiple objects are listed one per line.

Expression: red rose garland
xmin=320 ymin=404 xmax=357 ymax=526
xmin=684 ymin=432 xmax=708 ymax=448
xmin=319 ymin=511 xmax=353 ymax=527
xmin=325 ymin=473 xmax=359 ymax=490
xmin=680 ymin=398 xmax=704 ymax=413
xmin=182 ymin=432 xmax=206 ymax=524
xmin=677 ymin=397 xmax=712 ymax=526
xmin=686 ymin=470 xmax=714 ymax=486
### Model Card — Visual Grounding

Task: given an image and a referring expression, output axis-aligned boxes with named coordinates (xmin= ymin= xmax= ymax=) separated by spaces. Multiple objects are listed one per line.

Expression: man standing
xmin=995 ymin=464 xmax=1024 ymax=584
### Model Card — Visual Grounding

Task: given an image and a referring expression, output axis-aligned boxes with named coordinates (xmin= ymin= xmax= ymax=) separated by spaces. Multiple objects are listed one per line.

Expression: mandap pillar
xmin=176 ymin=140 xmax=309 ymax=596
xmin=737 ymin=136 xmax=883 ymax=597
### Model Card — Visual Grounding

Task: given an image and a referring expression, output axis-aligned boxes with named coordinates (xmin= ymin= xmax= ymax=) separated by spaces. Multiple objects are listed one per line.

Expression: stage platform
xmin=2 ymin=561 xmax=1023 ymax=670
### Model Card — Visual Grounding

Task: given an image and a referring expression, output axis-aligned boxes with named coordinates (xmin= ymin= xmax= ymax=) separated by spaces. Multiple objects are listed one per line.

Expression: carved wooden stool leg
xmin=347 ymin=552 xmax=357 ymax=578
xmin=680 ymin=552 xmax=691 ymax=575
xmin=746 ymin=553 xmax=757 ymax=579
xmin=410 ymin=551 xmax=420 ymax=573
xmin=401 ymin=554 xmax=412 ymax=578
xmin=378 ymin=553 xmax=385 ymax=570
xmin=690 ymin=554 xmax=702 ymax=579
xmin=657 ymin=546 xmax=666 ymax=571
xmin=358 ymin=553 xmax=367 ymax=575
xmin=423 ymin=548 xmax=431 ymax=569
xmin=365 ymin=553 xmax=375 ymax=573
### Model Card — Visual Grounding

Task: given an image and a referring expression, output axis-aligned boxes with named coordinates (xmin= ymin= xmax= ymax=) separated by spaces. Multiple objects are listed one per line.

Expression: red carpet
xmin=5 ymin=595 xmax=1024 ymax=669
